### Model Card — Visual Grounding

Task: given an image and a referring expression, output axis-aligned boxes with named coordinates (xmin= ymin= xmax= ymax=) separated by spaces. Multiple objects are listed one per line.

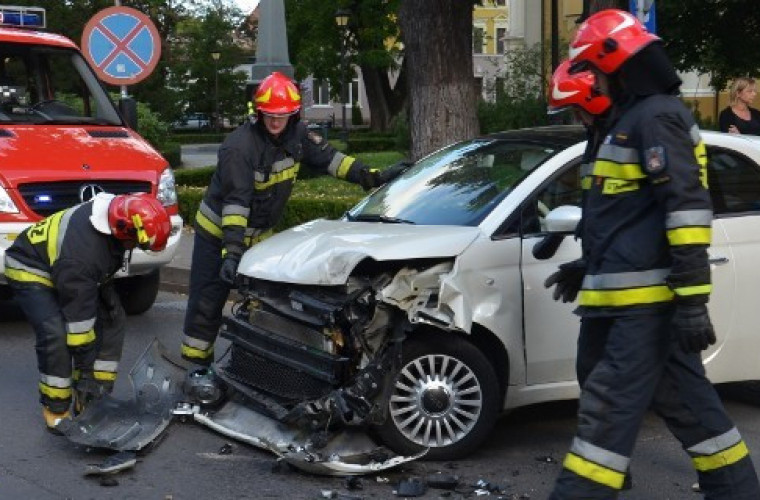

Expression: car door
xmin=520 ymin=160 xmax=584 ymax=385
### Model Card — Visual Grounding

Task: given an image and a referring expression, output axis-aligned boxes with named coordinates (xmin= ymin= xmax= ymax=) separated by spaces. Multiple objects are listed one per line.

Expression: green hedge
xmin=346 ymin=136 xmax=397 ymax=154
xmin=177 ymin=185 xmax=356 ymax=232
xmin=160 ymin=141 xmax=182 ymax=169
xmin=174 ymin=166 xmax=216 ymax=187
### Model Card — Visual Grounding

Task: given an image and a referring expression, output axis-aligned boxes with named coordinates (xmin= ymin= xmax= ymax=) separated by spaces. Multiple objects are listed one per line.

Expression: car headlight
xmin=0 ymin=185 xmax=19 ymax=213
xmin=157 ymin=167 xmax=178 ymax=207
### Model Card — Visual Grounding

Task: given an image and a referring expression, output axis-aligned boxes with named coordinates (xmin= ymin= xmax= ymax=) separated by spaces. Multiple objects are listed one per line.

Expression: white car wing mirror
xmin=545 ymin=205 xmax=582 ymax=234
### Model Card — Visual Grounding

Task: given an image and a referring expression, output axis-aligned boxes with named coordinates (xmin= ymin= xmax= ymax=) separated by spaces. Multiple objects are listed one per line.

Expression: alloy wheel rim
xmin=388 ymin=353 xmax=483 ymax=448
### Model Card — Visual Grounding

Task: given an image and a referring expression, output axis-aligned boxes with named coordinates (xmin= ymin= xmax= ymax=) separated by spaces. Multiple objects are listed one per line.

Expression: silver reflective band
xmin=570 ymin=437 xmax=630 ymax=472
xmin=183 ymin=336 xmax=212 ymax=351
xmin=327 ymin=152 xmax=348 ymax=177
xmin=199 ymin=200 xmax=222 ymax=226
xmin=40 ymin=374 xmax=71 ymax=388
xmin=4 ymin=255 xmax=51 ymax=279
xmin=222 ymin=204 xmax=251 ymax=218
xmin=688 ymin=427 xmax=742 ymax=455
xmin=665 ymin=210 xmax=712 ymax=229
xmin=94 ymin=360 xmax=119 ymax=372
xmin=597 ymin=143 xmax=639 ymax=164
xmin=66 ymin=317 xmax=96 ymax=334
xmin=582 ymin=268 xmax=670 ymax=290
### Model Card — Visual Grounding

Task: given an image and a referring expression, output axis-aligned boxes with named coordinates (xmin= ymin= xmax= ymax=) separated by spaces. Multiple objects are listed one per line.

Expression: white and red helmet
xmin=569 ymin=9 xmax=660 ymax=74
xmin=548 ymin=60 xmax=611 ymax=115
xmin=108 ymin=194 xmax=171 ymax=252
xmin=253 ymin=71 xmax=301 ymax=116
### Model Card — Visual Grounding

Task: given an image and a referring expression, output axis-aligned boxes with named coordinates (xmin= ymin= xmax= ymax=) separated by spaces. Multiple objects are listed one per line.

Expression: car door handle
xmin=709 ymin=256 xmax=729 ymax=265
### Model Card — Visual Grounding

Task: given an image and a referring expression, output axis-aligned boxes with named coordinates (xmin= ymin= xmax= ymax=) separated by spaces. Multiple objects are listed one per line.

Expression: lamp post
xmin=334 ymin=10 xmax=350 ymax=144
xmin=211 ymin=51 xmax=221 ymax=133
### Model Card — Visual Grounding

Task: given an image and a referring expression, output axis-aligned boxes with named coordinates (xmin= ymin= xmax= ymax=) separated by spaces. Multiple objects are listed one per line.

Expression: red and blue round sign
xmin=81 ymin=6 xmax=161 ymax=86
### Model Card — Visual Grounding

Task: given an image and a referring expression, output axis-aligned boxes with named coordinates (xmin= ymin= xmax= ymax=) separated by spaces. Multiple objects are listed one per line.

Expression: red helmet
xmin=108 ymin=194 xmax=171 ymax=252
xmin=253 ymin=72 xmax=301 ymax=115
xmin=569 ymin=9 xmax=660 ymax=74
xmin=548 ymin=60 xmax=611 ymax=115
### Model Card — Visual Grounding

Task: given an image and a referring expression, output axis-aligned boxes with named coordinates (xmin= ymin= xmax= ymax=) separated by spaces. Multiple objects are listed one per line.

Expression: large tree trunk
xmin=399 ymin=0 xmax=479 ymax=160
xmin=360 ymin=60 xmax=407 ymax=132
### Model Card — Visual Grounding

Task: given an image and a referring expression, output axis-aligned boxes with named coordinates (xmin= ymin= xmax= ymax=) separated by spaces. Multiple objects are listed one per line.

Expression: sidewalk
xmin=160 ymin=228 xmax=193 ymax=295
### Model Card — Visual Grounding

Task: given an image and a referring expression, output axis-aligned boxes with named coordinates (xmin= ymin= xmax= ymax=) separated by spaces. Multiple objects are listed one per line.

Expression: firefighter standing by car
xmin=544 ymin=9 xmax=760 ymax=499
xmin=4 ymin=193 xmax=172 ymax=432
xmin=180 ymin=71 xmax=407 ymax=366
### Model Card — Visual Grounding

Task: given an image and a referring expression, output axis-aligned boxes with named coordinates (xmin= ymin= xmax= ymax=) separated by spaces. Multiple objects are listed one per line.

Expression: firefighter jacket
xmin=4 ymin=201 xmax=126 ymax=347
xmin=577 ymin=94 xmax=712 ymax=315
xmin=194 ymin=120 xmax=372 ymax=258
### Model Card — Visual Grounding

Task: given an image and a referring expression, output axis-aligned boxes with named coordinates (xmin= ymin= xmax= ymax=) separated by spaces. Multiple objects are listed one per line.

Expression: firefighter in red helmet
xmin=546 ymin=9 xmax=760 ymax=499
xmin=4 ymin=193 xmax=171 ymax=432
xmin=180 ymin=71 xmax=408 ymax=367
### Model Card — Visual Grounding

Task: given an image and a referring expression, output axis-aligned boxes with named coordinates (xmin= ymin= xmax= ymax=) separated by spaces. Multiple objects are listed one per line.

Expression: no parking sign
xmin=81 ymin=6 xmax=161 ymax=86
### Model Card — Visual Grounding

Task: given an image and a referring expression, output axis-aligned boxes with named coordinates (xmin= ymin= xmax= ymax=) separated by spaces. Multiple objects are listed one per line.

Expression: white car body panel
xmin=237 ymin=129 xmax=760 ymax=415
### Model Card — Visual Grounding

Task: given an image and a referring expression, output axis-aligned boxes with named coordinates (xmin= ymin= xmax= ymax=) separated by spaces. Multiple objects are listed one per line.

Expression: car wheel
xmin=374 ymin=331 xmax=500 ymax=460
xmin=114 ymin=270 xmax=160 ymax=316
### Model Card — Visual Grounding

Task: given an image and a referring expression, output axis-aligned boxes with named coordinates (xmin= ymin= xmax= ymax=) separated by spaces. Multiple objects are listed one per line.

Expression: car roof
xmin=484 ymin=125 xmax=587 ymax=148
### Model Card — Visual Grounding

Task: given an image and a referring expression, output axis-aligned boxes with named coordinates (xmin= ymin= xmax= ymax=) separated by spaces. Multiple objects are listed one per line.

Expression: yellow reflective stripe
xmin=46 ymin=211 xmax=65 ymax=265
xmin=196 ymin=210 xmax=223 ymax=238
xmin=593 ymin=160 xmax=646 ymax=180
xmin=93 ymin=371 xmax=117 ymax=382
xmin=667 ymin=227 xmax=711 ymax=245
xmin=336 ymin=156 xmax=355 ymax=179
xmin=674 ymin=284 xmax=712 ymax=297
xmin=39 ymin=382 xmax=72 ymax=400
xmin=255 ymin=164 xmax=299 ymax=190
xmin=693 ymin=441 xmax=749 ymax=472
xmin=4 ymin=268 xmax=54 ymax=287
xmin=182 ymin=343 xmax=213 ymax=360
xmin=222 ymin=214 xmax=248 ymax=227
xmin=244 ymin=229 xmax=274 ymax=247
xmin=581 ymin=177 xmax=592 ymax=190
xmin=67 ymin=329 xmax=96 ymax=347
xmin=563 ymin=453 xmax=625 ymax=490
xmin=602 ymin=179 xmax=639 ymax=195
xmin=579 ymin=285 xmax=674 ymax=307
xmin=255 ymin=87 xmax=271 ymax=104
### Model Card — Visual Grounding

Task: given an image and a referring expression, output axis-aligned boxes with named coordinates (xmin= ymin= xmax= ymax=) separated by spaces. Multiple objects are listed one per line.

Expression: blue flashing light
xmin=34 ymin=194 xmax=52 ymax=204
xmin=0 ymin=6 xmax=46 ymax=29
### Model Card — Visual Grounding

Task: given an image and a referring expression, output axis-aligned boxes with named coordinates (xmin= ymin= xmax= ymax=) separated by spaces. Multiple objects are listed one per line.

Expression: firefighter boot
xmin=42 ymin=407 xmax=70 ymax=434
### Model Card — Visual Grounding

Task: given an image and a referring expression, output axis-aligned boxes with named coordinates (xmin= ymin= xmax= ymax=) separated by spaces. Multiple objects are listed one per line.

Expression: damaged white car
xmin=180 ymin=126 xmax=760 ymax=468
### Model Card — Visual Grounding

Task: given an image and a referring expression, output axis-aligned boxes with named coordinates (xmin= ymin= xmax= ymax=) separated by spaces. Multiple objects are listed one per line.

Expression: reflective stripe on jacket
xmin=578 ymin=94 xmax=712 ymax=314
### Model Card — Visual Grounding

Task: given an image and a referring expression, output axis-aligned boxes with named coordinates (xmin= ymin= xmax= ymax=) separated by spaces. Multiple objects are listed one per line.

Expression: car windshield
xmin=348 ymin=138 xmax=559 ymax=226
xmin=0 ymin=42 xmax=122 ymax=126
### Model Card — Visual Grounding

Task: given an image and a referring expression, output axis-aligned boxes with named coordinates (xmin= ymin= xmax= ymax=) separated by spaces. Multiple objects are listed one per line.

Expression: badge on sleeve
xmin=644 ymin=146 xmax=667 ymax=174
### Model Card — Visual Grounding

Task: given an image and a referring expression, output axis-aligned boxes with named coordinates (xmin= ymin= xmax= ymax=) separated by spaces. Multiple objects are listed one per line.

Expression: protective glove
xmin=219 ymin=253 xmax=241 ymax=287
xmin=671 ymin=304 xmax=716 ymax=353
xmin=544 ymin=258 xmax=586 ymax=303
xmin=358 ymin=160 xmax=412 ymax=191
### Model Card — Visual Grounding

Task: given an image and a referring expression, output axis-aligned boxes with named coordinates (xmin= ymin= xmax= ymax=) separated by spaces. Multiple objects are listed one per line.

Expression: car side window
xmin=707 ymin=147 xmax=760 ymax=215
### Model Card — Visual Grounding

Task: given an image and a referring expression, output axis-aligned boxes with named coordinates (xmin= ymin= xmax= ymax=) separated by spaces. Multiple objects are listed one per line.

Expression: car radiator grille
xmin=17 ymin=180 xmax=151 ymax=217
xmin=220 ymin=314 xmax=350 ymax=405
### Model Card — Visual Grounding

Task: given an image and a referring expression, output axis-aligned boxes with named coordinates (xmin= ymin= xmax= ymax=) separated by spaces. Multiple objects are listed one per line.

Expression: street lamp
xmin=334 ymin=10 xmax=350 ymax=143
xmin=211 ymin=51 xmax=221 ymax=133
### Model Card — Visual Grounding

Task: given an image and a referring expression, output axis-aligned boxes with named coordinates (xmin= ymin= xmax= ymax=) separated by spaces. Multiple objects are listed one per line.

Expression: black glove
xmin=672 ymin=304 xmax=716 ymax=353
xmin=219 ymin=254 xmax=241 ymax=287
xmin=544 ymin=259 xmax=586 ymax=303
xmin=358 ymin=160 xmax=412 ymax=191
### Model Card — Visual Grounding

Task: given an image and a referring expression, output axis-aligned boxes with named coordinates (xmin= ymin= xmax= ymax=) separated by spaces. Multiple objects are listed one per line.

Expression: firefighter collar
xmin=90 ymin=192 xmax=116 ymax=235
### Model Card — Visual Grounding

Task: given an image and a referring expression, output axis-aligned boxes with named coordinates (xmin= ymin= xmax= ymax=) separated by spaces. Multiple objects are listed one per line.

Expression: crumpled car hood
xmin=238 ymin=219 xmax=481 ymax=285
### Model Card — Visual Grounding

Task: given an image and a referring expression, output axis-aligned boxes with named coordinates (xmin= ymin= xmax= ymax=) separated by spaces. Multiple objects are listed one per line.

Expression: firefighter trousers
xmin=551 ymin=312 xmax=760 ymax=500
xmin=181 ymin=232 xmax=231 ymax=365
xmin=12 ymin=284 xmax=125 ymax=414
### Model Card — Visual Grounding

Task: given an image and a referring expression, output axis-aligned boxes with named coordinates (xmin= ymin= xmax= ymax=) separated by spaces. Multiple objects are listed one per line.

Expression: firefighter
xmin=180 ymin=71 xmax=407 ymax=366
xmin=545 ymin=9 xmax=760 ymax=499
xmin=4 ymin=193 xmax=172 ymax=432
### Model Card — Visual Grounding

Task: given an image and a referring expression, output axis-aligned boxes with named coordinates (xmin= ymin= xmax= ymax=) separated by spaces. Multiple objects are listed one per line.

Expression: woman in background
xmin=719 ymin=77 xmax=760 ymax=135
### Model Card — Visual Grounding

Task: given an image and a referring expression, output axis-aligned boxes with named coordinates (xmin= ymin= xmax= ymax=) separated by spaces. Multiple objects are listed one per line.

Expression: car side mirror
xmin=532 ymin=205 xmax=582 ymax=260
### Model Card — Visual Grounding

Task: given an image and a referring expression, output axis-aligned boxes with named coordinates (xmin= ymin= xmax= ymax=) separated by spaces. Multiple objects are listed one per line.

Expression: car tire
xmin=114 ymin=270 xmax=160 ymax=316
xmin=373 ymin=330 xmax=500 ymax=460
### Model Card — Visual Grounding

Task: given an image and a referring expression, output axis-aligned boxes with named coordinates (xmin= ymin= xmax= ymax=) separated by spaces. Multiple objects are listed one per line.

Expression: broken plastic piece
xmin=395 ymin=477 xmax=427 ymax=497
xmin=84 ymin=451 xmax=137 ymax=476
xmin=427 ymin=472 xmax=459 ymax=490
xmin=219 ymin=443 xmax=233 ymax=455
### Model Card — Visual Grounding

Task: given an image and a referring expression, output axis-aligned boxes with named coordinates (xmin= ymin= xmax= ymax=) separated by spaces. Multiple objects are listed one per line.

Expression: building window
xmin=496 ymin=27 xmax=506 ymax=54
xmin=314 ymin=79 xmax=331 ymax=105
xmin=473 ymin=27 xmax=485 ymax=54
xmin=495 ymin=0 xmax=506 ymax=5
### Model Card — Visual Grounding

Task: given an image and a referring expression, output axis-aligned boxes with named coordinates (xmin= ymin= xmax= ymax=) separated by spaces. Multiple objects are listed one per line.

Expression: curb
xmin=159 ymin=266 xmax=190 ymax=295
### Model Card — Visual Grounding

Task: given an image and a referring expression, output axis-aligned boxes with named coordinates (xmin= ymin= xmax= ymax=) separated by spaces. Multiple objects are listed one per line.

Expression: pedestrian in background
xmin=546 ymin=9 xmax=760 ymax=499
xmin=719 ymin=77 xmax=760 ymax=135
xmin=4 ymin=193 xmax=171 ymax=432
xmin=180 ymin=71 xmax=407 ymax=367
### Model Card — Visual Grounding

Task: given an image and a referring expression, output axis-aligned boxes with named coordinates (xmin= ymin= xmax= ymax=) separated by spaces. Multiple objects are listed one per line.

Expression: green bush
xmin=175 ymin=166 xmax=216 ymax=187
xmin=347 ymin=136 xmax=398 ymax=153
xmin=351 ymin=102 xmax=363 ymax=126
xmin=161 ymin=141 xmax=182 ymax=169
xmin=170 ymin=133 xmax=228 ymax=145
xmin=177 ymin=186 xmax=205 ymax=226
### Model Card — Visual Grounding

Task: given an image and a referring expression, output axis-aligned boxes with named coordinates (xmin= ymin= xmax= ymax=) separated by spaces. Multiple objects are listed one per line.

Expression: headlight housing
xmin=157 ymin=167 xmax=178 ymax=207
xmin=0 ymin=185 xmax=19 ymax=213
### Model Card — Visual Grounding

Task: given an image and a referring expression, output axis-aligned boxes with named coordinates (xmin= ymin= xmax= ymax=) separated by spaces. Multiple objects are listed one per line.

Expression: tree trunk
xmin=581 ymin=0 xmax=629 ymax=20
xmin=399 ymin=0 xmax=479 ymax=160
xmin=360 ymin=62 xmax=407 ymax=132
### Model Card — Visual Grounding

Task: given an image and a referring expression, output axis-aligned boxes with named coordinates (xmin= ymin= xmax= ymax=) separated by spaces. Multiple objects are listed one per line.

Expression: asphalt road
xmin=1 ymin=292 xmax=759 ymax=499
xmin=180 ymin=144 xmax=219 ymax=169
